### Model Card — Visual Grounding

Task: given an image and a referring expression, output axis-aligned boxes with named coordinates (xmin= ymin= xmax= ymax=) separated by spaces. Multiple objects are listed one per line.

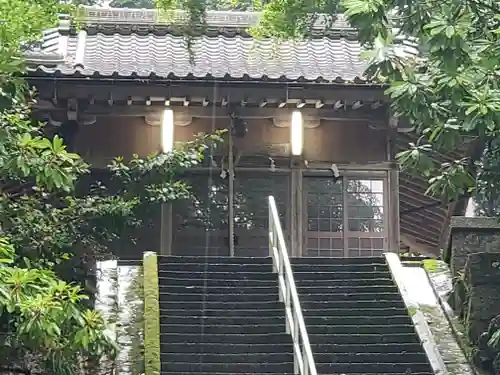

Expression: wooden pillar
xmin=387 ymin=124 xmax=400 ymax=253
xmin=388 ymin=166 xmax=400 ymax=252
xmin=290 ymin=159 xmax=303 ymax=257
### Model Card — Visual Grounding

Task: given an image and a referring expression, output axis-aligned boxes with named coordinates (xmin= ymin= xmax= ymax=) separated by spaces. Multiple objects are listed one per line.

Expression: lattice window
xmin=304 ymin=175 xmax=388 ymax=258
xmin=346 ymin=178 xmax=386 ymax=257
xmin=305 ymin=177 xmax=344 ymax=257
xmin=347 ymin=179 xmax=384 ymax=232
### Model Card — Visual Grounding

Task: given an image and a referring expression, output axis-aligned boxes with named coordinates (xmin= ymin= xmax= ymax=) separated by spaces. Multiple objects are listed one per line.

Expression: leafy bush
xmin=0 ymin=237 xmax=118 ymax=374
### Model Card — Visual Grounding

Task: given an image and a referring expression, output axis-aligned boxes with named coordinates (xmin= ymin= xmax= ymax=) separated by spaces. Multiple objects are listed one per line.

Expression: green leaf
xmin=445 ymin=25 xmax=455 ymax=38
xmin=488 ymin=329 xmax=500 ymax=349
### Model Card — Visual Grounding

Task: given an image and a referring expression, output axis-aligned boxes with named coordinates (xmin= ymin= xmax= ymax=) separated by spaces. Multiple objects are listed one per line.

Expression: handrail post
xmin=268 ymin=203 xmax=273 ymax=258
xmin=268 ymin=195 xmax=317 ymax=375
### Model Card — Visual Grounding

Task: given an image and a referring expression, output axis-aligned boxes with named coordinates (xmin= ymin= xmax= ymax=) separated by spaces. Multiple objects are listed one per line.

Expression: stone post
xmin=445 ymin=216 xmax=500 ymax=277
xmin=445 ymin=217 xmax=500 ymax=345
xmin=143 ymin=251 xmax=160 ymax=375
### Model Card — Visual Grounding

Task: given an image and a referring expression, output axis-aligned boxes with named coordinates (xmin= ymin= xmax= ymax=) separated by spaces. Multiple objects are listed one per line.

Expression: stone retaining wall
xmin=446 ymin=217 xmax=500 ymax=373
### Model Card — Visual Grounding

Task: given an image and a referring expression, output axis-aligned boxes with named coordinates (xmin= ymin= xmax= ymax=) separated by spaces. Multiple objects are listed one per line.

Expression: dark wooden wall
xmin=74 ymin=113 xmax=390 ymax=258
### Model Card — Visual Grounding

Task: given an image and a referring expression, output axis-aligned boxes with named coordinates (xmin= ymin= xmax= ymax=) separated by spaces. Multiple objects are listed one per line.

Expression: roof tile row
xmin=26 ymin=20 xmax=368 ymax=82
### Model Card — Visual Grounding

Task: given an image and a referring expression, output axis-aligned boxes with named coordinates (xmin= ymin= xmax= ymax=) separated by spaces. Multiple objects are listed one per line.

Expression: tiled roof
xmin=29 ymin=33 xmax=368 ymax=82
xmin=25 ymin=7 xmax=369 ymax=83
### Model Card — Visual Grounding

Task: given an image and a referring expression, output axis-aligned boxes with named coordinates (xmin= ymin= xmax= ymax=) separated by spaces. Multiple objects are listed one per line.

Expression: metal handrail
xmin=268 ymin=196 xmax=318 ymax=375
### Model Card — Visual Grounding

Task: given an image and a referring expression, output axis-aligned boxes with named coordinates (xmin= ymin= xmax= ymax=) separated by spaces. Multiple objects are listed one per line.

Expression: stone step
xmin=284 ymin=277 xmax=397 ymax=287
xmin=306 ymin=314 xmax=412 ymax=325
xmin=160 ymin=308 xmax=285 ymax=317
xmin=159 ymin=342 xmax=426 ymax=354
xmin=161 ymin=314 xmax=412 ymax=326
xmin=159 ymin=299 xmax=405 ymax=310
xmin=160 ymin=342 xmax=294 ymax=354
xmin=161 ymin=373 xmax=294 ymax=375
xmin=158 ymin=270 xmax=277 ymax=280
xmin=293 ymin=271 xmax=392 ymax=280
xmin=161 ymin=306 xmax=409 ymax=317
xmin=160 ymin=290 xmax=402 ymax=302
xmin=159 ymin=332 xmax=421 ymax=345
xmin=158 ymin=277 xmax=277 ymax=287
xmin=307 ymin=333 xmax=421 ymax=344
xmin=160 ymin=256 xmax=274 ymax=265
xmin=297 ymin=284 xmax=398 ymax=294
xmin=306 ymin=324 xmax=417 ymax=335
xmin=161 ymin=361 xmax=431 ymax=374
xmin=160 ymin=284 xmax=398 ymax=294
xmin=316 ymin=362 xmax=432 ymax=373
xmin=291 ymin=263 xmax=389 ymax=272
xmin=160 ymin=332 xmax=291 ymax=344
xmin=316 ymin=352 xmax=428 ymax=364
xmin=160 ymin=323 xmax=286 ymax=335
xmin=160 ymin=323 xmax=416 ymax=335
xmin=160 ymin=351 xmax=428 ymax=364
xmin=291 ymin=256 xmax=387 ymax=265
xmin=311 ymin=342 xmax=428 ymax=354
xmin=161 ymin=362 xmax=294 ymax=373
xmin=302 ymin=299 xmax=406 ymax=309
xmin=161 ymin=352 xmax=294 ymax=364
xmin=300 ymin=291 xmax=402 ymax=302
xmin=159 ymin=263 xmax=275 ymax=272
xmin=160 ymin=256 xmax=387 ymax=265
xmin=160 ymin=373 xmax=431 ymax=375
xmin=158 ymin=270 xmax=391 ymax=280
xmin=159 ymin=261 xmax=389 ymax=273
xmin=158 ymin=300 xmax=283 ymax=310
xmin=163 ymin=315 xmax=286 ymax=326
xmin=158 ymin=276 xmax=395 ymax=287
xmin=160 ymin=285 xmax=279 ymax=294
xmin=159 ymin=292 xmax=279 ymax=302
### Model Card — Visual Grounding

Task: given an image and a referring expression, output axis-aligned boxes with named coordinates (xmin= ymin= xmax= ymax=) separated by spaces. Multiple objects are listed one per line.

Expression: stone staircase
xmin=292 ymin=256 xmax=434 ymax=375
xmin=158 ymin=255 xmax=434 ymax=375
xmin=158 ymin=256 xmax=294 ymax=375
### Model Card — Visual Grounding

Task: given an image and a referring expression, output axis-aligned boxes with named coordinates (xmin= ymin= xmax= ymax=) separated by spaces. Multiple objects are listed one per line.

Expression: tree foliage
xmin=0 ymin=99 xmax=217 ymax=372
xmin=0 ymin=237 xmax=117 ymax=374
xmin=158 ymin=0 xmax=500 ymax=211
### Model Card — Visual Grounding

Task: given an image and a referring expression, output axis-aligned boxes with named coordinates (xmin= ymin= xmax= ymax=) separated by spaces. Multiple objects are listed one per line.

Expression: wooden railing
xmin=268 ymin=196 xmax=317 ymax=375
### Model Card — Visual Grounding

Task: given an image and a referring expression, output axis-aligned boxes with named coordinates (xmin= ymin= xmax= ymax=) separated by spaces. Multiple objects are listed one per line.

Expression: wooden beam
xmin=34 ymin=102 xmax=389 ymax=123
xmin=31 ymin=79 xmax=388 ymax=103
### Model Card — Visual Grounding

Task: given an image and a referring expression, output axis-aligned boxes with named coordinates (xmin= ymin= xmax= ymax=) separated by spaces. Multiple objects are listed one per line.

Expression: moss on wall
xmin=143 ymin=252 xmax=160 ymax=375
